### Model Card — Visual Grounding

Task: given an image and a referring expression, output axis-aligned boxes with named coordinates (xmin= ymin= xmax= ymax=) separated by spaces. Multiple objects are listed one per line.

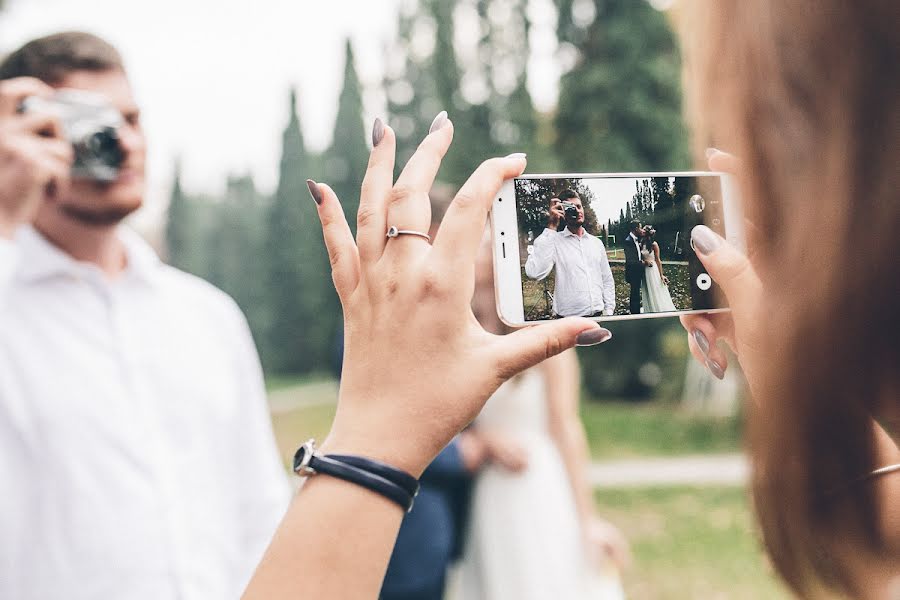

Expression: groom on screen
xmin=524 ymin=189 xmax=615 ymax=317
xmin=622 ymin=220 xmax=646 ymax=314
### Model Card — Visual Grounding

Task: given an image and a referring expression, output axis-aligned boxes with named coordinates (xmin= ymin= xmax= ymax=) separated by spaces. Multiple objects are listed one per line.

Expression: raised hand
xmin=307 ymin=115 xmax=610 ymax=477
xmin=547 ymin=197 xmax=564 ymax=230
xmin=0 ymin=77 xmax=72 ymax=239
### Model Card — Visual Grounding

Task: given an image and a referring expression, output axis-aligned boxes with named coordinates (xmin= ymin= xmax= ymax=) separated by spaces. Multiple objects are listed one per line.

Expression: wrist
xmin=319 ymin=428 xmax=431 ymax=479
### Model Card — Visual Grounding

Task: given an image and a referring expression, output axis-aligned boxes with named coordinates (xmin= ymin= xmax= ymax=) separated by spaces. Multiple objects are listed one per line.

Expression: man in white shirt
xmin=524 ymin=189 xmax=616 ymax=317
xmin=0 ymin=32 xmax=289 ymax=600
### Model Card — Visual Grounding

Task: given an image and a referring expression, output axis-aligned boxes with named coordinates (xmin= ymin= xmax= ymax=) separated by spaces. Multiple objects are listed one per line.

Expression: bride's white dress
xmin=453 ymin=370 xmax=625 ymax=600
xmin=641 ymin=248 xmax=676 ymax=313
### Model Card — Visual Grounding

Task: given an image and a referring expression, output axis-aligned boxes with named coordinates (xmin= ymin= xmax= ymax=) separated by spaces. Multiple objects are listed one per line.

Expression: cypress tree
xmin=264 ymin=89 xmax=332 ymax=374
xmin=554 ymin=0 xmax=689 ymax=171
xmin=324 ymin=39 xmax=368 ymax=235
xmin=164 ymin=160 xmax=195 ymax=272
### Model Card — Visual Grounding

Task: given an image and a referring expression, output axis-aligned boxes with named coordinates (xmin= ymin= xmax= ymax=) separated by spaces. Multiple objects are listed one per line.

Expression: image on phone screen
xmin=509 ymin=174 xmax=728 ymax=321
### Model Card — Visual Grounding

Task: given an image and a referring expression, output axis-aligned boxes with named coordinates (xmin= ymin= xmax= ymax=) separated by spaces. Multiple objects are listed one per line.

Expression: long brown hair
xmin=679 ymin=1 xmax=900 ymax=596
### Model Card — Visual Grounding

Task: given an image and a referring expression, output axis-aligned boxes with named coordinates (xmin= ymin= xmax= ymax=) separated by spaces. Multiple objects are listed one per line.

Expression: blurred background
xmin=1 ymin=0 xmax=788 ymax=597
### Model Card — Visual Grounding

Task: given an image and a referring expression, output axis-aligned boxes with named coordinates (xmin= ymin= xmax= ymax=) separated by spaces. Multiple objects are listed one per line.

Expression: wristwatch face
xmin=293 ymin=439 xmax=316 ymax=475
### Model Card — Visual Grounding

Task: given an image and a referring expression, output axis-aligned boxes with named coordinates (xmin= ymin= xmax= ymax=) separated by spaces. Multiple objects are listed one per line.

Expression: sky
xmin=582 ymin=177 xmax=646 ymax=226
xmin=0 ymin=0 xmax=565 ymax=231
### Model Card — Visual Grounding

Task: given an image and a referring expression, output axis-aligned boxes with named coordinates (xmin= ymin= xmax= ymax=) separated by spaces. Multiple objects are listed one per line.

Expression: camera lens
xmin=689 ymin=194 xmax=706 ymax=213
xmin=88 ymin=127 xmax=125 ymax=168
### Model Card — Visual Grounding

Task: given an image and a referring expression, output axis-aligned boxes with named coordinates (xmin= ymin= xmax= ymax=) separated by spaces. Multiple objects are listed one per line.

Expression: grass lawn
xmin=597 ymin=485 xmax=790 ymax=599
xmin=580 ymin=401 xmax=742 ymax=459
xmin=266 ymin=377 xmax=743 ymax=466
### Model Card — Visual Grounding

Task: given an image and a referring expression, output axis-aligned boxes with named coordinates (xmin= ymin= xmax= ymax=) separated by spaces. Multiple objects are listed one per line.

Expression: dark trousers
xmin=629 ymin=281 xmax=641 ymax=314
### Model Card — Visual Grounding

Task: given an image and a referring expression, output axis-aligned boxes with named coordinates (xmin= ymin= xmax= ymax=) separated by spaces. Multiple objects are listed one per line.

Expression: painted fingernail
xmin=705 ymin=147 xmax=720 ymax=159
xmin=706 ymin=358 xmax=725 ymax=380
xmin=505 ymin=152 xmax=527 ymax=159
xmin=372 ymin=117 xmax=385 ymax=147
xmin=306 ymin=179 xmax=323 ymax=205
xmin=576 ymin=328 xmax=613 ymax=347
xmin=691 ymin=225 xmax=721 ymax=255
xmin=693 ymin=330 xmax=710 ymax=356
xmin=429 ymin=110 xmax=449 ymax=134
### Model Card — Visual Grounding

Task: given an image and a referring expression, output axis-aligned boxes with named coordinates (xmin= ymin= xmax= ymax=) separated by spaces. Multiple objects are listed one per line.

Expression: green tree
xmin=205 ymin=174 xmax=270 ymax=344
xmin=554 ymin=0 xmax=689 ymax=171
xmin=164 ymin=160 xmax=199 ymax=273
xmin=264 ymin=89 xmax=333 ymax=374
xmin=324 ymin=39 xmax=368 ymax=235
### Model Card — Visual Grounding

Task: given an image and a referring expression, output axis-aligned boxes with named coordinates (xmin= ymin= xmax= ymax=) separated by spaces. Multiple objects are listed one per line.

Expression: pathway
xmin=588 ymin=453 xmax=747 ymax=488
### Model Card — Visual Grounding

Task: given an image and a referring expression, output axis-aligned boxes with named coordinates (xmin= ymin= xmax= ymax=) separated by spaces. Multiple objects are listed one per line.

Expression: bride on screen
xmin=640 ymin=226 xmax=677 ymax=313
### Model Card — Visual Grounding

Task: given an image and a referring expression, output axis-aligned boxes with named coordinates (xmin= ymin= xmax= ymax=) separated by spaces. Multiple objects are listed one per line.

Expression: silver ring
xmin=386 ymin=225 xmax=431 ymax=242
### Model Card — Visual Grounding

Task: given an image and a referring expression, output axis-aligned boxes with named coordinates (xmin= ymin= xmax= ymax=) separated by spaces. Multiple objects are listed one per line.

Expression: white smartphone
xmin=490 ymin=171 xmax=742 ymax=326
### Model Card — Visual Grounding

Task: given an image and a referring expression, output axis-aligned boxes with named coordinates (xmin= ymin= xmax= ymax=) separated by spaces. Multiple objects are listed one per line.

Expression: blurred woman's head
xmin=679 ymin=1 xmax=899 ymax=595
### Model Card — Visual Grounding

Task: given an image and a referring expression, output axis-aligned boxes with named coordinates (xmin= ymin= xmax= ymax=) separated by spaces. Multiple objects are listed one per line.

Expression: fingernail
xmin=429 ymin=110 xmax=449 ymax=134
xmin=705 ymin=147 xmax=720 ymax=159
xmin=706 ymin=358 xmax=725 ymax=380
xmin=693 ymin=330 xmax=710 ymax=356
xmin=691 ymin=225 xmax=721 ymax=255
xmin=306 ymin=179 xmax=322 ymax=205
xmin=505 ymin=152 xmax=527 ymax=159
xmin=576 ymin=328 xmax=613 ymax=347
xmin=372 ymin=117 xmax=385 ymax=147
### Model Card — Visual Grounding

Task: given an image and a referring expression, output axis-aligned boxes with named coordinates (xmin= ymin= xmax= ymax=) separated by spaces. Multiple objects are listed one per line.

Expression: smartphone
xmin=490 ymin=172 xmax=742 ymax=326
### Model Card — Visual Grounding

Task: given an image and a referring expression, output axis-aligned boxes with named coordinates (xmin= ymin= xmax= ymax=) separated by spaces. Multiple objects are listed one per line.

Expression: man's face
xmin=44 ymin=68 xmax=146 ymax=226
xmin=564 ymin=197 xmax=585 ymax=227
xmin=632 ymin=224 xmax=642 ymax=237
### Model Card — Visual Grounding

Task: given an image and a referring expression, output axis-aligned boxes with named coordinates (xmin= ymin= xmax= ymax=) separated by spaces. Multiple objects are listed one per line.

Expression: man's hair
xmin=629 ymin=219 xmax=641 ymax=231
xmin=0 ymin=31 xmax=124 ymax=84
xmin=558 ymin=189 xmax=579 ymax=202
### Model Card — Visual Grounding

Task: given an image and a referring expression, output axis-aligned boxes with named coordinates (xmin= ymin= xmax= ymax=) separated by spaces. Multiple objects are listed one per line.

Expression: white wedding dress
xmin=641 ymin=248 xmax=676 ymax=313
xmin=453 ymin=369 xmax=625 ymax=600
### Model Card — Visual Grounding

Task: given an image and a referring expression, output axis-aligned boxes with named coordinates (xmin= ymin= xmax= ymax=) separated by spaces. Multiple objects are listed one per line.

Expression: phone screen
xmin=513 ymin=174 xmax=727 ymax=320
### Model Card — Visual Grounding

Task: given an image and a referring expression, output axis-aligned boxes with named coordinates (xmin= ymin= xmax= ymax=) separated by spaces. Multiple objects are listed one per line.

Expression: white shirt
xmin=524 ymin=227 xmax=616 ymax=317
xmin=0 ymin=226 xmax=290 ymax=600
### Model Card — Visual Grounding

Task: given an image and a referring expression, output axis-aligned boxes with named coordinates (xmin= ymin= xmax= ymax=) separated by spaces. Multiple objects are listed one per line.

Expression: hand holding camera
xmin=547 ymin=197 xmax=565 ymax=229
xmin=0 ymin=77 xmax=73 ymax=238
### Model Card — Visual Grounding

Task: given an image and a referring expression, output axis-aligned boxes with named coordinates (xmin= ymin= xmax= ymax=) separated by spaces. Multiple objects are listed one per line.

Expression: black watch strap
xmin=293 ymin=440 xmax=418 ymax=513
xmin=327 ymin=454 xmax=420 ymax=498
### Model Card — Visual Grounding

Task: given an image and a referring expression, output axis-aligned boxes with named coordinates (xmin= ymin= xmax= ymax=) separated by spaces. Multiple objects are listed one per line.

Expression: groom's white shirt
xmin=0 ymin=227 xmax=289 ymax=600
xmin=525 ymin=227 xmax=615 ymax=317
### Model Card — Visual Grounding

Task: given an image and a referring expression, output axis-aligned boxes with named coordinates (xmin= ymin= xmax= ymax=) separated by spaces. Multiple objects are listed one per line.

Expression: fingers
xmin=432 ymin=155 xmax=527 ymax=272
xmin=492 ymin=318 xmax=609 ymax=380
xmin=357 ymin=120 xmax=396 ymax=264
xmin=681 ymin=314 xmax=728 ymax=379
xmin=0 ymin=77 xmax=55 ymax=115
xmin=14 ymin=111 xmax=65 ymax=140
xmin=309 ymin=180 xmax=360 ymax=300
xmin=691 ymin=225 xmax=762 ymax=317
xmin=384 ymin=114 xmax=454 ymax=250
xmin=706 ymin=148 xmax=741 ymax=174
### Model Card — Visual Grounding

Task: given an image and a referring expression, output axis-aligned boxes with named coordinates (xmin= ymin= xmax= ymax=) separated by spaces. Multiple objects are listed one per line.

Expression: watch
xmin=293 ymin=440 xmax=419 ymax=513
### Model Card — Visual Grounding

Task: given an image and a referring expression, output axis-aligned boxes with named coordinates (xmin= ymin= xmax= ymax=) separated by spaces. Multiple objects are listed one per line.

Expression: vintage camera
xmin=20 ymin=89 xmax=124 ymax=181
xmin=559 ymin=201 xmax=580 ymax=221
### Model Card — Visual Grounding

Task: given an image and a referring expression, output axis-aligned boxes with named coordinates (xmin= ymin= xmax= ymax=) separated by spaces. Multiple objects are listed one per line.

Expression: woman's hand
xmin=309 ymin=114 xmax=609 ymax=477
xmin=680 ymin=149 xmax=763 ymax=383
xmin=479 ymin=429 xmax=529 ymax=473
xmin=585 ymin=515 xmax=630 ymax=572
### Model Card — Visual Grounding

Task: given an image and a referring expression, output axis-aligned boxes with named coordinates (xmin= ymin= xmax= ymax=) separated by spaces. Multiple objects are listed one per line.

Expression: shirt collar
xmin=15 ymin=225 xmax=162 ymax=286
xmin=561 ymin=227 xmax=583 ymax=238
